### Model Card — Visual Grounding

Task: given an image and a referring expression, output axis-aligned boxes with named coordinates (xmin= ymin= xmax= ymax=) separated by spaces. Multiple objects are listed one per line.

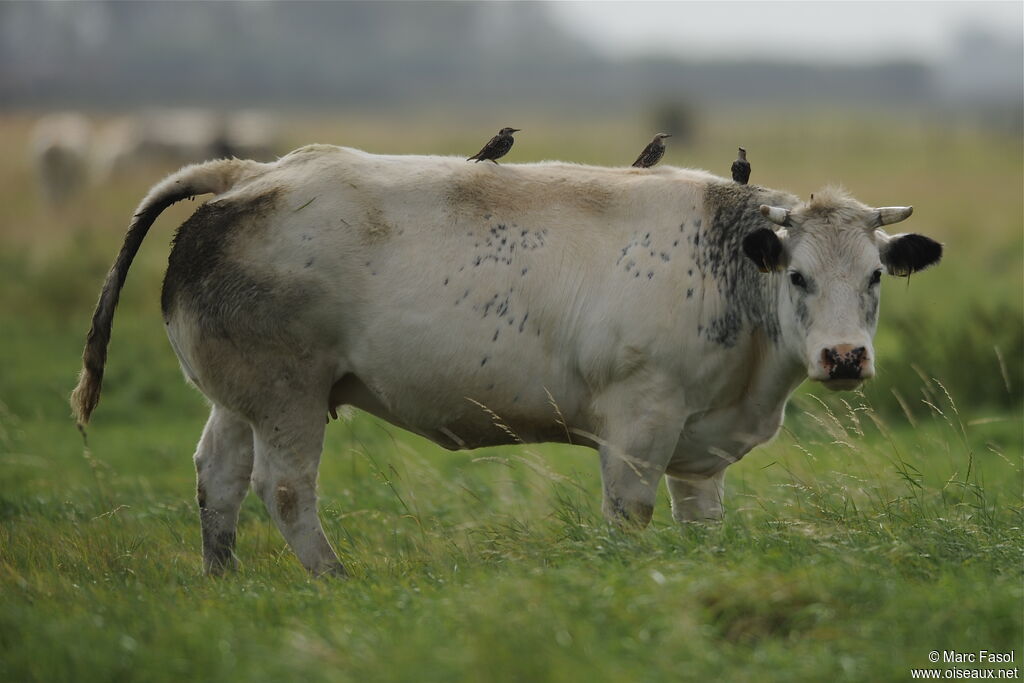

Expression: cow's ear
xmin=742 ymin=228 xmax=787 ymax=273
xmin=877 ymin=232 xmax=943 ymax=277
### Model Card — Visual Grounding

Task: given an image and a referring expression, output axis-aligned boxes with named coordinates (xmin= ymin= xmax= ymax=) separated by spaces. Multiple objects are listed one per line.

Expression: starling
xmin=731 ymin=147 xmax=751 ymax=185
xmin=631 ymin=133 xmax=671 ymax=168
xmin=467 ymin=127 xmax=520 ymax=164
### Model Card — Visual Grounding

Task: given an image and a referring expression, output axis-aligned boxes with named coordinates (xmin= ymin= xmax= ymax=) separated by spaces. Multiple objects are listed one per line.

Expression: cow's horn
xmin=874 ymin=206 xmax=913 ymax=227
xmin=759 ymin=205 xmax=791 ymax=227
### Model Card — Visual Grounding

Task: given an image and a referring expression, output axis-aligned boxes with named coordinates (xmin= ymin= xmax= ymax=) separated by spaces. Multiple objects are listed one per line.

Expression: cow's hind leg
xmin=250 ymin=406 xmax=345 ymax=578
xmin=194 ymin=405 xmax=255 ymax=574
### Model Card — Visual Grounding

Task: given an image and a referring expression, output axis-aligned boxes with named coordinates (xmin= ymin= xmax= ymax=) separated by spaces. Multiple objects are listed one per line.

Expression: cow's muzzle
xmin=817 ymin=344 xmax=872 ymax=390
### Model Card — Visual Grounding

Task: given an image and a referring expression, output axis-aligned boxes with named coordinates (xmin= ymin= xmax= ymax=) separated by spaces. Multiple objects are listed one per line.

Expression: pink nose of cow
xmin=821 ymin=345 xmax=869 ymax=380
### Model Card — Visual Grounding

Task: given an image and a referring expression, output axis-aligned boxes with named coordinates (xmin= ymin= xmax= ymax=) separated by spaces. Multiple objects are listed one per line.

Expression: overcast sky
xmin=547 ymin=1 xmax=1022 ymax=64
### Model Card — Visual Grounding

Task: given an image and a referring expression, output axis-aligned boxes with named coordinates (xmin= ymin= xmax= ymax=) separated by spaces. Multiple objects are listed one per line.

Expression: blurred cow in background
xmin=92 ymin=109 xmax=281 ymax=182
xmin=29 ymin=112 xmax=92 ymax=207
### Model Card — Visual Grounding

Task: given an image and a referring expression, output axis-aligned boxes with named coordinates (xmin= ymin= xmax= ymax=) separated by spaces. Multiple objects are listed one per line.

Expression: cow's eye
xmin=869 ymin=269 xmax=882 ymax=286
xmin=789 ymin=271 xmax=807 ymax=289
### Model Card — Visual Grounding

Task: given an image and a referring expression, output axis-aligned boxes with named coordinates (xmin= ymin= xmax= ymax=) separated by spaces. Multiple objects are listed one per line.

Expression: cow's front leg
xmin=194 ymin=405 xmax=255 ymax=574
xmin=599 ymin=442 xmax=670 ymax=527
xmin=250 ymin=409 xmax=346 ymax=578
xmin=666 ymin=470 xmax=725 ymax=522
xmin=595 ymin=388 xmax=683 ymax=528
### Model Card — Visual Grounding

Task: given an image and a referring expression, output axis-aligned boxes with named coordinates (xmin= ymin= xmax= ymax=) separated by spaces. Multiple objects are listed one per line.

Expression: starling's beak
xmin=512 ymin=129 xmax=521 ymax=133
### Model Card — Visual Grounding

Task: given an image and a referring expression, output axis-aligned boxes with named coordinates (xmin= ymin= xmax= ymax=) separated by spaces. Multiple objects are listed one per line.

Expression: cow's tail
xmin=71 ymin=157 xmax=264 ymax=430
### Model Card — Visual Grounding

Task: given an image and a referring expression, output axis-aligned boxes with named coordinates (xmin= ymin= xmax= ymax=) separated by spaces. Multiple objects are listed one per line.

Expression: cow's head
xmin=742 ymin=189 xmax=942 ymax=390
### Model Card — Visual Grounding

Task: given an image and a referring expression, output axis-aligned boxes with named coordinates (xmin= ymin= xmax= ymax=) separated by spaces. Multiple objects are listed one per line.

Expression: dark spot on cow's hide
xmin=275 ymin=483 xmax=299 ymax=524
xmin=686 ymin=288 xmax=694 ymax=299
xmin=794 ymin=291 xmax=811 ymax=331
xmin=482 ymin=293 xmax=499 ymax=317
xmin=695 ymin=182 xmax=798 ymax=346
xmin=304 ymin=258 xmax=314 ymax=268
xmin=861 ymin=290 xmax=879 ymax=327
xmin=480 ymin=356 xmax=489 ymax=366
xmin=196 ymin=482 xmax=207 ymax=509
xmin=163 ymin=190 xmax=314 ymax=338
xmin=493 ymin=329 xmax=500 ymax=341
xmin=443 ymin=277 xmax=449 ymax=286
xmin=496 ymin=297 xmax=510 ymax=318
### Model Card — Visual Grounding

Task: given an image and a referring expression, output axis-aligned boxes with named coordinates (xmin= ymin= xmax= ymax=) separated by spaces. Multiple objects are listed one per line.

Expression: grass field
xmin=0 ymin=111 xmax=1021 ymax=682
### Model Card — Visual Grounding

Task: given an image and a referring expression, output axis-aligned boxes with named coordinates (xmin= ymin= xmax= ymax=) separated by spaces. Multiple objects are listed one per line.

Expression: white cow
xmin=91 ymin=109 xmax=280 ymax=182
xmin=30 ymin=112 xmax=92 ymax=206
xmin=71 ymin=146 xmax=942 ymax=576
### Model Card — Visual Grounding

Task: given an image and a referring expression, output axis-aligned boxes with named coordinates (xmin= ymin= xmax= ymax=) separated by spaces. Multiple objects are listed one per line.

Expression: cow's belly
xmin=334 ymin=316 xmax=592 ymax=450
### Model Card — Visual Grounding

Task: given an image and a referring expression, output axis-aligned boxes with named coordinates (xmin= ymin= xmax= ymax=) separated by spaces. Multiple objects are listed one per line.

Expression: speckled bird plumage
xmin=631 ymin=133 xmax=671 ymax=168
xmin=468 ymin=127 xmax=519 ymax=164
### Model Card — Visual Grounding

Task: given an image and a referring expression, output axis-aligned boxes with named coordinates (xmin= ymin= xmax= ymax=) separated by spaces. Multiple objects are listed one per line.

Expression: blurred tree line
xmin=2 ymin=1 xmax=1018 ymax=125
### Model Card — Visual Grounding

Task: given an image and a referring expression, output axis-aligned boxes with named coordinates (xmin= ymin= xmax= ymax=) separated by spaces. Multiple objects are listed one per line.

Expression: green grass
xmin=0 ymin=111 xmax=1021 ymax=681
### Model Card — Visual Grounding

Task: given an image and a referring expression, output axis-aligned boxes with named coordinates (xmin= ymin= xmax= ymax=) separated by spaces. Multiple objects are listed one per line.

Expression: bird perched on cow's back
xmin=732 ymin=147 xmax=751 ymax=185
xmin=631 ymin=133 xmax=672 ymax=168
xmin=467 ymin=127 xmax=520 ymax=164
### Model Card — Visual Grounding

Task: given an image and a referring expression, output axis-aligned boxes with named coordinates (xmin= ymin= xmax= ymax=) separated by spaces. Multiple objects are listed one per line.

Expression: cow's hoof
xmin=603 ymin=498 xmax=654 ymax=529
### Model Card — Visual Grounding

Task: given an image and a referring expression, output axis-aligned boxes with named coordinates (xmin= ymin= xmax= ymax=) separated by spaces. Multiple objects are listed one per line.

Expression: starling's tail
xmin=70 ymin=157 xmax=263 ymax=430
